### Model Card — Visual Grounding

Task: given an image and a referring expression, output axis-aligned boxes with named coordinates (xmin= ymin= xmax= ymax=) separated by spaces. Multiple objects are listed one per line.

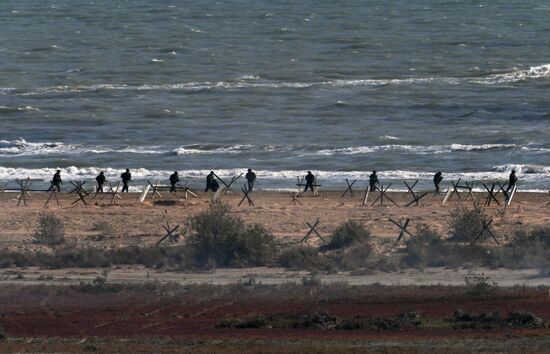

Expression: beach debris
xmin=156 ymin=221 xmax=180 ymax=246
xmin=389 ymin=217 xmax=413 ymax=242
xmin=372 ymin=184 xmax=399 ymax=207
xmin=403 ymin=180 xmax=428 ymax=207
xmin=301 ymin=217 xmax=326 ymax=244
xmin=340 ymin=179 xmax=356 ymax=198
xmin=238 ymin=184 xmax=255 ymax=207
xmin=289 ymin=190 xmax=303 ymax=206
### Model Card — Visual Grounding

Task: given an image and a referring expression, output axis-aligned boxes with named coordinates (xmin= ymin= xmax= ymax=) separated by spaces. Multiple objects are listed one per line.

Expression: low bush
xmin=322 ymin=220 xmax=370 ymax=251
xmin=490 ymin=225 xmax=550 ymax=269
xmin=278 ymin=245 xmax=326 ymax=270
xmin=187 ymin=203 xmax=276 ymax=267
xmin=403 ymin=224 xmax=493 ymax=268
xmin=338 ymin=241 xmax=374 ymax=269
xmin=448 ymin=206 xmax=493 ymax=244
xmin=32 ymin=213 xmax=65 ymax=247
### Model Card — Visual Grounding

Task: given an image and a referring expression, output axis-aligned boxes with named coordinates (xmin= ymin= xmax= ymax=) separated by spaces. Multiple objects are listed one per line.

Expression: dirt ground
xmin=0 ymin=189 xmax=549 ymax=254
xmin=0 ymin=283 xmax=549 ymax=353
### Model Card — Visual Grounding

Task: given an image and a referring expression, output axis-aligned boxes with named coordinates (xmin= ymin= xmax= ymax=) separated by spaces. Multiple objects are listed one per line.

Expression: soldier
xmin=304 ymin=171 xmax=316 ymax=192
xmin=95 ymin=171 xmax=106 ymax=193
xmin=369 ymin=170 xmax=379 ymax=192
xmin=506 ymin=170 xmax=518 ymax=193
xmin=433 ymin=171 xmax=443 ymax=193
xmin=245 ymin=168 xmax=257 ymax=192
xmin=49 ymin=170 xmax=62 ymax=192
xmin=169 ymin=171 xmax=179 ymax=192
xmin=205 ymin=171 xmax=219 ymax=192
xmin=121 ymin=169 xmax=131 ymax=193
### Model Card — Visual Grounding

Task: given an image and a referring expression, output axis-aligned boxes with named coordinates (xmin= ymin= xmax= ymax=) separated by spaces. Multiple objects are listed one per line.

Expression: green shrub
xmin=491 ymin=225 xmax=550 ymax=269
xmin=403 ymin=224 xmax=444 ymax=268
xmin=339 ymin=241 xmax=373 ymax=269
xmin=278 ymin=245 xmax=325 ymax=270
xmin=32 ymin=213 xmax=65 ymax=247
xmin=322 ymin=220 xmax=370 ymax=250
xmin=187 ymin=203 xmax=276 ymax=267
xmin=448 ymin=206 xmax=492 ymax=244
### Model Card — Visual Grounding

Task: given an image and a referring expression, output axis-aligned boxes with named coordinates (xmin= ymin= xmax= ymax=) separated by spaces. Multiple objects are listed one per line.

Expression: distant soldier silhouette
xmin=506 ymin=170 xmax=518 ymax=194
xmin=433 ymin=171 xmax=443 ymax=193
xmin=169 ymin=171 xmax=179 ymax=192
xmin=245 ymin=168 xmax=257 ymax=192
xmin=304 ymin=171 xmax=316 ymax=192
xmin=95 ymin=171 xmax=106 ymax=193
xmin=369 ymin=170 xmax=379 ymax=192
xmin=205 ymin=171 xmax=219 ymax=192
xmin=49 ymin=170 xmax=62 ymax=192
xmin=121 ymin=169 xmax=131 ymax=193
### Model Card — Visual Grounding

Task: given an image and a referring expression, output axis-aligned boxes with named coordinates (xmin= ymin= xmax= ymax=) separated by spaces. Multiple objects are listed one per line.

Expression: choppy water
xmin=1 ymin=0 xmax=549 ymax=191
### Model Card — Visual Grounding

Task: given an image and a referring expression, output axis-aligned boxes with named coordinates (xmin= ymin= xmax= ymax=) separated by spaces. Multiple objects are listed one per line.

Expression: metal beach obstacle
xmin=403 ymin=180 xmax=428 ymax=207
xmin=341 ymin=179 xmax=357 ymax=198
xmin=156 ymin=222 xmax=180 ymax=246
xmin=301 ymin=217 xmax=326 ymax=244
xmin=389 ymin=217 xmax=413 ymax=242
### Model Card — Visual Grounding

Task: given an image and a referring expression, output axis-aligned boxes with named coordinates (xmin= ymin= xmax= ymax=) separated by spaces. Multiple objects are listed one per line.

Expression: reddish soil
xmin=1 ymin=285 xmax=549 ymax=342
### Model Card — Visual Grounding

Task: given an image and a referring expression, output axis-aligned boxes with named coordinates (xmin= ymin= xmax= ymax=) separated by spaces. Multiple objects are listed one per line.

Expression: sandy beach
xmin=0 ymin=189 xmax=548 ymax=254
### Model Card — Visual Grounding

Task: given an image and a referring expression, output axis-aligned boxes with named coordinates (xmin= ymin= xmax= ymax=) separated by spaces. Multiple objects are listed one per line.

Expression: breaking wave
xmin=0 ymin=139 xmax=165 ymax=156
xmin=3 ymin=64 xmax=549 ymax=96
xmin=0 ymin=166 xmax=547 ymax=186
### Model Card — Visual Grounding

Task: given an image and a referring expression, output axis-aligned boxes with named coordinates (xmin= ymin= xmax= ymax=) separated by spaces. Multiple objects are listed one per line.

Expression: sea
xmin=1 ymin=0 xmax=549 ymax=192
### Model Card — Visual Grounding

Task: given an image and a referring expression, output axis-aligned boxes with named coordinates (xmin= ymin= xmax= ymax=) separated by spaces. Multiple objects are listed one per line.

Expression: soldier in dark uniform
xmin=506 ymin=170 xmax=518 ymax=193
xmin=433 ymin=171 xmax=443 ymax=193
xmin=205 ymin=171 xmax=219 ymax=192
xmin=304 ymin=171 xmax=316 ymax=192
xmin=369 ymin=170 xmax=379 ymax=192
xmin=169 ymin=171 xmax=179 ymax=192
xmin=121 ymin=169 xmax=131 ymax=193
xmin=95 ymin=171 xmax=106 ymax=193
xmin=50 ymin=170 xmax=62 ymax=192
xmin=245 ymin=168 xmax=257 ymax=192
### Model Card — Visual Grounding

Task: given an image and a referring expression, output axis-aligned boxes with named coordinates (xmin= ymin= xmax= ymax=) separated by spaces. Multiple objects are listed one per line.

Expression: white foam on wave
xmin=0 ymin=139 xmax=166 ymax=156
xmin=0 ymin=166 xmax=547 ymax=183
xmin=5 ymin=63 xmax=550 ymax=96
xmin=492 ymin=164 xmax=550 ymax=174
xmin=313 ymin=144 xmax=517 ymax=156
xmin=0 ymin=105 xmax=40 ymax=112
xmin=474 ymin=64 xmax=550 ymax=84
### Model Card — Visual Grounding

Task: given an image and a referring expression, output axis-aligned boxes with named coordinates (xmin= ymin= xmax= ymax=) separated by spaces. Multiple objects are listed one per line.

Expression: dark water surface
xmin=1 ymin=0 xmax=549 ymax=190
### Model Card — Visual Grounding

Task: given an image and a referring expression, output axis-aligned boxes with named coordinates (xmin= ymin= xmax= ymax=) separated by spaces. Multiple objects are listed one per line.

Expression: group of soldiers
xmin=47 ymin=168 xmax=519 ymax=195
xmin=47 ymin=168 xmax=259 ymax=194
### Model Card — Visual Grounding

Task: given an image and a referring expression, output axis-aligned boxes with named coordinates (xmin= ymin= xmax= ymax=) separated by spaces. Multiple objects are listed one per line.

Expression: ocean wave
xmin=492 ymin=164 xmax=550 ymax=174
xmin=474 ymin=64 xmax=550 ymax=84
xmin=0 ymin=166 xmax=547 ymax=184
xmin=4 ymin=64 xmax=549 ymax=96
xmin=313 ymin=144 xmax=517 ymax=156
xmin=0 ymin=105 xmax=40 ymax=112
xmin=0 ymin=140 xmax=534 ymax=157
xmin=0 ymin=139 xmax=166 ymax=156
